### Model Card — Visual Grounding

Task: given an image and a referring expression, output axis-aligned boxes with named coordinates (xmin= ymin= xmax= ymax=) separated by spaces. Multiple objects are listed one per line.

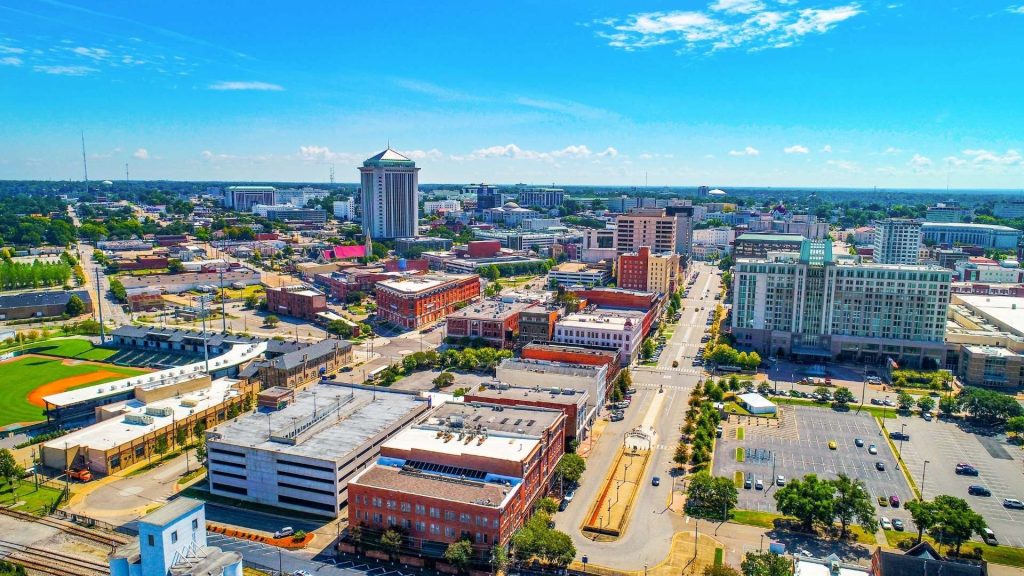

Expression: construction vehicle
xmin=67 ymin=469 xmax=92 ymax=482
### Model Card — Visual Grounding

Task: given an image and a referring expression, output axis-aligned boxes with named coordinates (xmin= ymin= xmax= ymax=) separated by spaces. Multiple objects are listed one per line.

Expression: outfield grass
xmin=22 ymin=338 xmax=118 ymax=361
xmin=0 ymin=355 xmax=148 ymax=426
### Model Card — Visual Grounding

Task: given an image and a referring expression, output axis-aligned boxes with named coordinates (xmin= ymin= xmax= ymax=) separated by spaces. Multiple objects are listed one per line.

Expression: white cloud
xmin=710 ymin=0 xmax=766 ymax=14
xmin=883 ymin=146 xmax=902 ymax=154
xmin=33 ymin=65 xmax=97 ymax=76
xmin=908 ymin=154 xmax=932 ymax=169
xmin=208 ymin=81 xmax=284 ymax=91
xmin=827 ymin=159 xmax=858 ymax=171
xmin=394 ymin=79 xmax=478 ymax=101
xmin=822 ymin=145 xmax=833 ymax=153
xmin=133 ymin=148 xmax=149 ymax=160
xmin=961 ymin=148 xmax=1023 ymax=165
xmin=467 ymin=144 xmax=618 ymax=161
xmin=784 ymin=144 xmax=809 ymax=154
xmin=728 ymin=146 xmax=760 ymax=156
xmin=943 ymin=156 xmax=967 ymax=167
xmin=1008 ymin=5 xmax=1024 ymax=14
xmin=0 ymin=45 xmax=25 ymax=54
xmin=595 ymin=2 xmax=862 ymax=53
xmin=400 ymin=149 xmax=444 ymax=161
xmin=70 ymin=46 xmax=110 ymax=60
xmin=0 ymin=57 xmax=21 ymax=67
xmin=515 ymin=97 xmax=618 ymax=121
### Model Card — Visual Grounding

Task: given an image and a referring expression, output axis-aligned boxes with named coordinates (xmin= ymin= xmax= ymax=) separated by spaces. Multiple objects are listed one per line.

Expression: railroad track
xmin=0 ymin=539 xmax=109 ymax=576
xmin=0 ymin=507 xmax=129 ymax=549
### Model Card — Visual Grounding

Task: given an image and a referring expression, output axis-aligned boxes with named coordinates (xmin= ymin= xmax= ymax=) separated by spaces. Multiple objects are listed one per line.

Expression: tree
xmin=444 ymin=539 xmax=474 ymax=572
xmin=674 ymin=443 xmax=690 ymax=466
xmin=916 ymin=395 xmax=936 ymax=415
xmin=490 ymin=544 xmax=509 ymax=573
xmin=641 ymin=338 xmax=656 ymax=360
xmin=0 ymin=449 xmax=23 ymax=488
xmin=958 ymin=386 xmax=1024 ymax=422
xmin=380 ymin=528 xmax=404 ymax=559
xmin=939 ymin=395 xmax=960 ymax=417
xmin=154 ymin=435 xmax=169 ymax=456
xmin=432 ymin=371 xmax=455 ymax=388
xmin=832 ymin=387 xmax=855 ymax=407
xmin=774 ymin=474 xmax=835 ymax=532
xmin=746 ymin=351 xmax=761 ymax=370
xmin=264 ymin=314 xmax=279 ymax=327
xmin=705 ymin=564 xmax=742 ymax=576
xmin=830 ymin=474 xmax=877 ymax=537
xmin=555 ymin=453 xmax=586 ymax=485
xmin=175 ymin=427 xmax=187 ymax=447
xmin=685 ymin=471 xmax=738 ymax=519
xmin=534 ymin=497 xmax=559 ymax=514
xmin=930 ymin=495 xmax=987 ymax=555
xmin=897 ymin=391 xmax=914 ymax=411
xmin=741 ymin=551 xmax=791 ymax=576
xmin=167 ymin=259 xmax=185 ymax=273
xmin=327 ymin=319 xmax=354 ymax=339
xmin=510 ymin=513 xmax=575 ymax=567
xmin=65 ymin=294 xmax=86 ymax=316
xmin=1006 ymin=415 xmax=1024 ymax=438
xmin=905 ymin=499 xmax=937 ymax=544
xmin=243 ymin=294 xmax=260 ymax=309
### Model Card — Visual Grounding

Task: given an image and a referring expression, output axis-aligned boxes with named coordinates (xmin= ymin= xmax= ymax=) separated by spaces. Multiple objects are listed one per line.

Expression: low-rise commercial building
xmin=465 ymin=384 xmax=590 ymax=442
xmin=554 ymin=309 xmax=647 ymax=364
xmin=119 ymin=268 xmax=260 ymax=294
xmin=445 ymin=299 xmax=535 ymax=349
xmin=347 ymin=402 xmax=565 ymax=557
xmin=206 ymin=384 xmax=429 ymax=517
xmin=922 ymin=222 xmax=1022 ymax=250
xmin=955 ymin=259 xmax=1024 ymax=283
xmin=495 ymin=357 xmax=606 ymax=427
xmin=256 ymin=338 xmax=353 ymax=389
xmin=734 ymin=233 xmax=805 ymax=259
xmin=396 ymin=237 xmax=454 ymax=257
xmin=375 ymin=274 xmax=481 ymax=330
xmin=548 ymin=262 xmax=610 ymax=287
xmin=520 ymin=341 xmax=621 ymax=382
xmin=265 ymin=285 xmax=328 ymax=321
xmin=0 ymin=290 xmax=93 ymax=320
xmin=517 ymin=305 xmax=562 ymax=344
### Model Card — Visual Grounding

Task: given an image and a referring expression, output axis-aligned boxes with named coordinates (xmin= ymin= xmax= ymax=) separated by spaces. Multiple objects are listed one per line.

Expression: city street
xmin=552 ymin=263 xmax=720 ymax=569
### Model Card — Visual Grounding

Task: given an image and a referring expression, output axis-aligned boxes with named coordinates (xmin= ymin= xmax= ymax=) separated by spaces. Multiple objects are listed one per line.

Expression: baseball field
xmin=0 ymin=353 xmax=150 ymax=427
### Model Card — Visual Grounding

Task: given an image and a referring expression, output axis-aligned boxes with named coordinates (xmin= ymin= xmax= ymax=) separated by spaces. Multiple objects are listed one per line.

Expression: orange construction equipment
xmin=67 ymin=469 xmax=92 ymax=482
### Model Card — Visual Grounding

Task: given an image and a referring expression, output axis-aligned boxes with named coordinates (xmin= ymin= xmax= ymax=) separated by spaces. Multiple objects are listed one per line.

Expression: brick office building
xmin=445 ymin=299 xmax=536 ymax=348
xmin=521 ymin=341 xmax=621 ymax=383
xmin=375 ymin=274 xmax=481 ymax=330
xmin=617 ymin=246 xmax=650 ymax=291
xmin=347 ymin=402 xmax=565 ymax=558
xmin=265 ymin=286 xmax=328 ymax=321
xmin=517 ymin=305 xmax=563 ymax=344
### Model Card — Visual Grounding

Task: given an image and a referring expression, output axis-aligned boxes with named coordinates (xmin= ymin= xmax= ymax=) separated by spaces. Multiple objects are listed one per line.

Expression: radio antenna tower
xmin=80 ymin=131 xmax=89 ymax=195
xmin=330 ymin=163 xmax=335 ymax=184
xmin=125 ymin=162 xmax=130 ymax=185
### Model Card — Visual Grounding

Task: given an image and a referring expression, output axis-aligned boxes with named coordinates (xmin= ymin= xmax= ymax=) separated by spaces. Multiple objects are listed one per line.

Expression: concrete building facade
xmin=360 ymin=149 xmax=419 ymax=240
xmin=614 ymin=208 xmax=676 ymax=255
xmin=873 ymin=219 xmax=922 ymax=265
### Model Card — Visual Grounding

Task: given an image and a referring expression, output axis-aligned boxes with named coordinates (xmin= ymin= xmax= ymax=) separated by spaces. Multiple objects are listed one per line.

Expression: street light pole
xmin=920 ymin=460 xmax=930 ymax=499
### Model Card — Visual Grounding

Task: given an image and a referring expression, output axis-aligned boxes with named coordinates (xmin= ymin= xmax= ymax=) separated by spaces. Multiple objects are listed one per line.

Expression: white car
xmin=879 ymin=517 xmax=892 ymax=530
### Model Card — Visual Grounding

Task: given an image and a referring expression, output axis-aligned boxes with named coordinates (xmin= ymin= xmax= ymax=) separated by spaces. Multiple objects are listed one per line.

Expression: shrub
xmin=292 ymin=530 xmax=306 ymax=541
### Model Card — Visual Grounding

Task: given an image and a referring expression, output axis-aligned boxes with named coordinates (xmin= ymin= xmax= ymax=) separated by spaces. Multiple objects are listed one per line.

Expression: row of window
xmin=355 ymin=495 xmax=493 ymax=527
xmin=355 ymin=511 xmax=494 ymax=544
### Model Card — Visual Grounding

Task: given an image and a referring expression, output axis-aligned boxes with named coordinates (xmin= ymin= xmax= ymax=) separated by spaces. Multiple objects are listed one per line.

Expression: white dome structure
xmin=708 ymin=188 xmax=727 ymax=196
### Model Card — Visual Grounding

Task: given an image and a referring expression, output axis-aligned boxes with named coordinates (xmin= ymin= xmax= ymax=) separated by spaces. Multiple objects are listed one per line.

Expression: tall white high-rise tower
xmin=359 ymin=148 xmax=419 ymax=240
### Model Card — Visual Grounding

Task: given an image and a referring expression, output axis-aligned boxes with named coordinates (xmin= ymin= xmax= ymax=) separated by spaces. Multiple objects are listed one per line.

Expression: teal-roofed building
xmin=359 ymin=148 xmax=420 ymax=239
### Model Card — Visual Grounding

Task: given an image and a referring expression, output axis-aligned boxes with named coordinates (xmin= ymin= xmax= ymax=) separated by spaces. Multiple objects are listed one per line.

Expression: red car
xmin=889 ymin=494 xmax=901 ymax=508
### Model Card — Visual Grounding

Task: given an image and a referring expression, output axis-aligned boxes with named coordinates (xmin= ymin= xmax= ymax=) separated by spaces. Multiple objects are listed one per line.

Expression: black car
xmin=875 ymin=461 xmax=886 ymax=471
xmin=955 ymin=463 xmax=980 ymax=476
xmin=968 ymin=485 xmax=992 ymax=497
xmin=889 ymin=431 xmax=910 ymax=441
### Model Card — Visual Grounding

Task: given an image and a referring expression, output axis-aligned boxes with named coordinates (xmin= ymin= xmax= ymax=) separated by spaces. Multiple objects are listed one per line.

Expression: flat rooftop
xmin=383 ymin=425 xmax=540 ymax=464
xmin=498 ymin=357 xmax=606 ymax=379
xmin=468 ymin=385 xmax=588 ymax=406
xmin=736 ymin=233 xmax=806 ymax=242
xmin=423 ymin=401 xmax=562 ymax=437
xmin=958 ymin=294 xmax=1024 ymax=335
xmin=448 ymin=298 xmax=535 ymax=320
xmin=376 ymin=274 xmax=473 ymax=294
xmin=208 ymin=384 xmax=425 ymax=461
xmin=140 ymin=497 xmax=203 ymax=526
xmin=964 ymin=345 xmax=1023 ymax=358
xmin=352 ymin=463 xmax=515 ymax=507
xmin=557 ymin=310 xmax=645 ymax=330
xmin=44 ymin=378 xmax=242 ymax=452
xmin=551 ymin=262 xmax=591 ymax=273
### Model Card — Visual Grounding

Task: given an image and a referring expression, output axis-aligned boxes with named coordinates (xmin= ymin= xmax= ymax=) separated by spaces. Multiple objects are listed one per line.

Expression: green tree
xmin=641 ymin=338 xmax=656 ymax=360
xmin=917 ymin=395 xmax=936 ymax=415
xmin=444 ymin=539 xmax=474 ymax=572
xmin=490 ymin=544 xmax=509 ymax=573
xmin=774 ymin=473 xmax=835 ymax=532
xmin=830 ymin=474 xmax=877 ymax=537
xmin=154 ymin=435 xmax=169 ymax=456
xmin=243 ymin=294 xmax=260 ymax=309
xmin=175 ymin=427 xmax=187 ymax=447
xmin=65 ymin=294 xmax=86 ymax=316
xmin=108 ymin=277 xmax=127 ymax=302
xmin=939 ymin=395 xmax=960 ymax=417
xmin=534 ymin=497 xmax=559 ymax=514
xmin=380 ymin=528 xmax=404 ymax=559
xmin=0 ymin=449 xmax=23 ymax=488
xmin=673 ymin=443 xmax=690 ymax=466
xmin=432 ymin=371 xmax=455 ymax=388
xmin=555 ymin=453 xmax=586 ymax=485
xmin=685 ymin=471 xmax=738 ymax=519
xmin=705 ymin=564 xmax=742 ymax=576
xmin=167 ymin=259 xmax=185 ymax=273
xmin=832 ymin=387 xmax=855 ymax=407
xmin=905 ymin=499 xmax=936 ymax=544
xmin=327 ymin=319 xmax=354 ymax=338
xmin=897 ymin=391 xmax=914 ymax=410
xmin=741 ymin=551 xmax=791 ymax=576
xmin=264 ymin=314 xmax=279 ymax=327
xmin=1006 ymin=415 xmax=1024 ymax=438
xmin=930 ymin=495 xmax=987 ymax=555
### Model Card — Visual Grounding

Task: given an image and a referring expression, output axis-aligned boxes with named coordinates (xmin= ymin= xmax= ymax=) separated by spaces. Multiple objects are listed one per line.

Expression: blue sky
xmin=2 ymin=1 xmax=1023 ymax=188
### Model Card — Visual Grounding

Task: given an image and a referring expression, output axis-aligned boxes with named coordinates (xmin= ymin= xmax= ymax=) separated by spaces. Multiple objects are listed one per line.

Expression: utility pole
xmin=199 ymin=294 xmax=211 ymax=373
xmin=219 ymin=268 xmax=227 ymax=333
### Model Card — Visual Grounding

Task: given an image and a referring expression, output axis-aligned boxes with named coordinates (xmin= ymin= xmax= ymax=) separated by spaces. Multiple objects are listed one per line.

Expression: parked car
xmin=889 ymin=494 xmax=901 ymax=508
xmin=776 ymin=475 xmax=786 ymax=486
xmin=889 ymin=431 xmax=910 ymax=441
xmin=923 ymin=412 xmax=933 ymax=421
xmin=968 ymin=485 xmax=992 ymax=497
xmin=879 ymin=517 xmax=892 ymax=530
xmin=1003 ymin=498 xmax=1024 ymax=509
xmin=610 ymin=413 xmax=624 ymax=422
xmin=855 ymin=438 xmax=864 ymax=447
xmin=828 ymin=440 xmax=837 ymax=450
xmin=744 ymin=473 xmax=753 ymax=490
xmin=876 ymin=461 xmax=886 ymax=471
xmin=755 ymin=479 xmax=764 ymax=490
xmin=955 ymin=463 xmax=980 ymax=476
xmin=892 ymin=519 xmax=905 ymax=531
xmin=982 ymin=528 xmax=998 ymax=546
xmin=868 ymin=444 xmax=878 ymax=455
xmin=652 ymin=476 xmax=661 ymax=486
xmin=870 ymin=398 xmax=882 ymax=405
xmin=274 ymin=527 xmax=294 ymax=539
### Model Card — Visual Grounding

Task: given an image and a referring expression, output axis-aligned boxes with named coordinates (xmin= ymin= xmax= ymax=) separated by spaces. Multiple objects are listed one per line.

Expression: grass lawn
xmin=714 ymin=548 xmax=724 ymax=566
xmin=735 ymin=447 xmax=745 ymax=462
xmin=0 ymin=479 xmax=65 ymax=516
xmin=724 ymin=401 xmax=777 ymax=419
xmin=882 ymin=531 xmax=1024 ymax=568
xmin=848 ymin=525 xmax=878 ymax=545
xmin=21 ymin=338 xmax=118 ymax=361
xmin=729 ymin=509 xmax=783 ymax=529
xmin=733 ymin=471 xmax=744 ymax=488
xmin=736 ymin=427 xmax=745 ymax=440
xmin=773 ymin=396 xmax=897 ymax=419
xmin=0 ymin=355 xmax=148 ymax=426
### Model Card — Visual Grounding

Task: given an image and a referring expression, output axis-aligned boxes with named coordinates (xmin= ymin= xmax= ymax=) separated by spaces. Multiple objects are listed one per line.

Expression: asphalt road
xmin=553 ymin=263 xmax=720 ymax=568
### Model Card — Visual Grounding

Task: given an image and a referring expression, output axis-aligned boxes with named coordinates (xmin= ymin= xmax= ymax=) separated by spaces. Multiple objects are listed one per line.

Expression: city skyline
xmin=2 ymin=1 xmax=1024 ymax=187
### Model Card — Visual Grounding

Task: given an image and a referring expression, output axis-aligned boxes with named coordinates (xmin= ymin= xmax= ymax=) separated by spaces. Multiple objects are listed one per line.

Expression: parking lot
xmin=897 ymin=415 xmax=1024 ymax=548
xmin=714 ymin=406 xmax=913 ymax=522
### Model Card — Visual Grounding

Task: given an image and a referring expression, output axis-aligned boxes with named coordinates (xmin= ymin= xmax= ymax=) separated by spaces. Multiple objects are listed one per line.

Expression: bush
xmin=292 ymin=530 xmax=306 ymax=541
xmin=896 ymin=538 xmax=917 ymax=551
